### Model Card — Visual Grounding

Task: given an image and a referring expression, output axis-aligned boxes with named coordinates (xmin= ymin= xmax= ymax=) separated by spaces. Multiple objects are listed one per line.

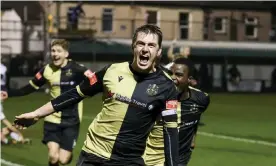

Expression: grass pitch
xmin=1 ymin=93 xmax=276 ymax=166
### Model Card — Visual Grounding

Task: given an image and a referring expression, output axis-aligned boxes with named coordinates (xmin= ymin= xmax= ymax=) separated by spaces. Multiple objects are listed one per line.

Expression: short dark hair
xmin=132 ymin=24 xmax=163 ymax=49
xmin=51 ymin=39 xmax=69 ymax=51
xmin=174 ymin=58 xmax=195 ymax=77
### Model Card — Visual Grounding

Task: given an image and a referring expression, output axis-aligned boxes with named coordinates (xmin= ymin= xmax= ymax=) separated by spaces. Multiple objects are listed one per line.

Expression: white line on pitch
xmin=198 ymin=131 xmax=276 ymax=147
xmin=82 ymin=116 xmax=276 ymax=147
xmin=1 ymin=159 xmax=25 ymax=166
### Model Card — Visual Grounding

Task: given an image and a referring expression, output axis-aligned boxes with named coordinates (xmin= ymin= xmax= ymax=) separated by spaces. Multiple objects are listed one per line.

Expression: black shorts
xmin=77 ymin=151 xmax=108 ymax=166
xmin=76 ymin=151 xmax=145 ymax=166
xmin=42 ymin=121 xmax=80 ymax=152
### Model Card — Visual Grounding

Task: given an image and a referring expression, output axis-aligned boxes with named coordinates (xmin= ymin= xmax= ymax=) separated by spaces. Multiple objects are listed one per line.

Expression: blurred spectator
xmin=271 ymin=67 xmax=276 ymax=92
xmin=67 ymin=2 xmax=85 ymax=30
xmin=228 ymin=64 xmax=241 ymax=86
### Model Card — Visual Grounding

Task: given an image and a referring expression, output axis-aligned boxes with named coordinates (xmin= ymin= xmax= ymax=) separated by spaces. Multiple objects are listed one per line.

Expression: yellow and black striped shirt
xmin=144 ymin=87 xmax=210 ymax=166
xmin=29 ymin=61 xmax=88 ymax=126
xmin=51 ymin=62 xmax=179 ymax=165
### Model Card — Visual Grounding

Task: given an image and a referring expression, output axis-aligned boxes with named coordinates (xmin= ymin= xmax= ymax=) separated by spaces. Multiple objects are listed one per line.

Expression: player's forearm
xmin=51 ymin=88 xmax=84 ymax=112
xmin=163 ymin=125 xmax=179 ymax=166
xmin=162 ymin=109 xmax=179 ymax=166
xmin=2 ymin=119 xmax=21 ymax=136
xmin=167 ymin=45 xmax=175 ymax=62
xmin=33 ymin=102 xmax=55 ymax=119
xmin=8 ymin=84 xmax=36 ymax=97
xmin=3 ymin=119 xmax=16 ymax=132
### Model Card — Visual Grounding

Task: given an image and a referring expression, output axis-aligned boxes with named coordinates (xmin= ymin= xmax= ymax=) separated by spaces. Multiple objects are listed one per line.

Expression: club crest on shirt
xmin=146 ymin=84 xmax=159 ymax=96
xmin=118 ymin=76 xmax=123 ymax=82
xmin=65 ymin=69 xmax=72 ymax=76
xmin=190 ymin=104 xmax=199 ymax=112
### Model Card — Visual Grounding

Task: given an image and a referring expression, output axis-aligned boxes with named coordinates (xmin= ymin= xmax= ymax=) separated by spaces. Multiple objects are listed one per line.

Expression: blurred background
xmin=1 ymin=1 xmax=276 ymax=93
xmin=1 ymin=1 xmax=276 ymax=166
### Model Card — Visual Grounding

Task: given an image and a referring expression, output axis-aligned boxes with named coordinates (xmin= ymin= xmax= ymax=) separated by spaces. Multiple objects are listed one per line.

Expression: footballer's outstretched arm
xmin=8 ymin=84 xmax=38 ymax=97
xmin=14 ymin=86 xmax=86 ymax=129
xmin=52 ymin=66 xmax=107 ymax=112
xmin=162 ymin=100 xmax=179 ymax=166
xmin=14 ymin=101 xmax=54 ymax=129
xmin=14 ymin=67 xmax=108 ymax=129
xmin=8 ymin=68 xmax=47 ymax=97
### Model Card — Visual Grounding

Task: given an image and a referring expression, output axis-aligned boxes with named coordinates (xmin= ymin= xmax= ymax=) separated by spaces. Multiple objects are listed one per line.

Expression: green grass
xmin=1 ymin=93 xmax=276 ymax=166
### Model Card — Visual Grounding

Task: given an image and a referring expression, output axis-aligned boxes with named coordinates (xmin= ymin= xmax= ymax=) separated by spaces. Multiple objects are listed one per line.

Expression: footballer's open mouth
xmin=52 ymin=57 xmax=61 ymax=63
xmin=139 ymin=55 xmax=149 ymax=66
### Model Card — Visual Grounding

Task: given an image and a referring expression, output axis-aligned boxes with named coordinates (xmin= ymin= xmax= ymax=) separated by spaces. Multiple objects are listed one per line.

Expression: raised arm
xmin=167 ymin=39 xmax=177 ymax=62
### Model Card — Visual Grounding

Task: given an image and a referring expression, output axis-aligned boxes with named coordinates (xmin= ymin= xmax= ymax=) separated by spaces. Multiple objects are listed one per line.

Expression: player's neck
xmin=130 ymin=62 xmax=156 ymax=74
xmin=180 ymin=88 xmax=189 ymax=100
xmin=60 ymin=59 xmax=69 ymax=68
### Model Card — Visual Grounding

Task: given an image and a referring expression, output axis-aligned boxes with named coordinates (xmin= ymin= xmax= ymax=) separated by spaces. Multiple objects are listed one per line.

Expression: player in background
xmin=145 ymin=58 xmax=210 ymax=166
xmin=228 ymin=64 xmax=241 ymax=86
xmin=165 ymin=39 xmax=207 ymax=128
xmin=5 ymin=39 xmax=90 ymax=166
xmin=165 ymin=39 xmax=198 ymax=87
xmin=0 ymin=63 xmax=30 ymax=145
xmin=13 ymin=24 xmax=179 ymax=166
xmin=1 ymin=111 xmax=31 ymax=145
